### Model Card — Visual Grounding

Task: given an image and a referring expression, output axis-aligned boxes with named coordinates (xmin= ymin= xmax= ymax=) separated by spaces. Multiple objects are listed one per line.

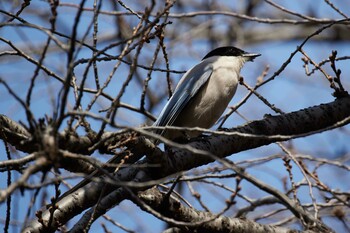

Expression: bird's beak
xmin=243 ymin=53 xmax=261 ymax=62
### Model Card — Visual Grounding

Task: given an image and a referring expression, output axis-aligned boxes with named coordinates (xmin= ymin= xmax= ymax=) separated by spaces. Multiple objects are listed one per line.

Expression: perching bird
xmin=56 ymin=46 xmax=260 ymax=202
xmin=153 ymin=46 xmax=260 ymax=140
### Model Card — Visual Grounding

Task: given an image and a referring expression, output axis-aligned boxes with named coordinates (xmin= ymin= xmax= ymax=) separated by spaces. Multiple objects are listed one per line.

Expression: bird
xmin=56 ymin=46 xmax=260 ymax=202
xmin=152 ymin=46 xmax=261 ymax=141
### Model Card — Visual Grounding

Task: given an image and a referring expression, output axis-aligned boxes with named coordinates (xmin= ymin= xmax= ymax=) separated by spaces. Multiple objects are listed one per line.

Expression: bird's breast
xmin=174 ymin=67 xmax=239 ymax=131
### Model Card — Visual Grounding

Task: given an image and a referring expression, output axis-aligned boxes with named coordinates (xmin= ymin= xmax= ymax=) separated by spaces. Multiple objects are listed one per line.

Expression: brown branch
xmin=138 ymin=187 xmax=318 ymax=233
xmin=21 ymin=96 xmax=350 ymax=232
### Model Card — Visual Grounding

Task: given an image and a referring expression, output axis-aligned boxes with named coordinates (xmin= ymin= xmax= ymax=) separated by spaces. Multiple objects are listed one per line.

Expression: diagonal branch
xmin=138 ymin=187 xmax=318 ymax=233
xmin=20 ymin=96 xmax=350 ymax=232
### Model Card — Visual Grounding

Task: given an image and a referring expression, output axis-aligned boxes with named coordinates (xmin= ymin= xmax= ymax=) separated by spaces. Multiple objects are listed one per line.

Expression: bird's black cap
xmin=202 ymin=46 xmax=260 ymax=61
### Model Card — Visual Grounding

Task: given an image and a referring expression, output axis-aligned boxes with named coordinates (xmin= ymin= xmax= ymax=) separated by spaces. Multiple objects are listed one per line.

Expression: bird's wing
xmin=153 ymin=64 xmax=213 ymax=133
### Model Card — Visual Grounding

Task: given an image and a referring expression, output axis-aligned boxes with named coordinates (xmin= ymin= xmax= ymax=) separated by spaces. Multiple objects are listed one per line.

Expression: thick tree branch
xmin=156 ymin=96 xmax=350 ymax=174
xmin=138 ymin=187 xmax=317 ymax=233
xmin=21 ymin=96 xmax=350 ymax=232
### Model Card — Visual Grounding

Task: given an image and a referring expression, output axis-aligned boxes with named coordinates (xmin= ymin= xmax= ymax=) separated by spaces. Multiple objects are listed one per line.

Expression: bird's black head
xmin=202 ymin=46 xmax=246 ymax=60
xmin=202 ymin=46 xmax=260 ymax=61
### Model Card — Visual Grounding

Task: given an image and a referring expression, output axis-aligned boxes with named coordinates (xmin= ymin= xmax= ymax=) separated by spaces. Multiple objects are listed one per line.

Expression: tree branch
xmin=20 ymin=96 xmax=350 ymax=232
xmin=138 ymin=187 xmax=317 ymax=233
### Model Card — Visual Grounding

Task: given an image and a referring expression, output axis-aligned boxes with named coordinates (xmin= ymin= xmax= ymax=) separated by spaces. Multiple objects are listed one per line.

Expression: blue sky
xmin=0 ymin=0 xmax=349 ymax=232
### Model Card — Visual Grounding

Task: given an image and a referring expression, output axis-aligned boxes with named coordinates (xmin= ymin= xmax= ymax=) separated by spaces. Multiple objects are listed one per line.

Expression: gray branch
xmin=20 ymin=96 xmax=350 ymax=232
xmin=139 ymin=187 xmax=317 ymax=233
